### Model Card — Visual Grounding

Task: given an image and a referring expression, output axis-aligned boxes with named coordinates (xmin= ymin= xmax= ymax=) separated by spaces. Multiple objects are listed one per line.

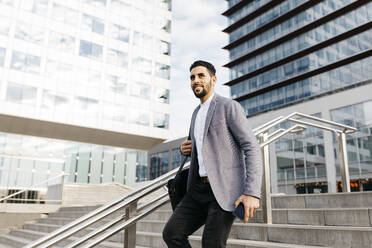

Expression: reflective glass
xmin=111 ymin=0 xmax=131 ymax=16
xmin=242 ymin=56 xmax=372 ymax=116
xmin=75 ymin=96 xmax=99 ymax=117
xmin=83 ymin=0 xmax=106 ymax=8
xmin=231 ymin=29 xmax=371 ymax=97
xmin=52 ymin=4 xmax=78 ymax=26
xmin=81 ymin=14 xmax=105 ymax=35
xmin=79 ymin=40 xmax=103 ymax=60
xmin=6 ymin=82 xmax=37 ymax=105
xmin=155 ymin=63 xmax=170 ymax=79
xmin=157 ymin=40 xmax=171 ymax=55
xmin=107 ymin=48 xmax=128 ymax=67
xmin=159 ymin=0 xmax=171 ymax=11
xmin=15 ymin=21 xmax=44 ymax=45
xmin=0 ymin=47 xmax=5 ymax=66
xmin=132 ymin=56 xmax=152 ymax=75
xmin=155 ymin=87 xmax=169 ymax=104
xmin=104 ymin=75 xmax=126 ymax=94
xmin=153 ymin=113 xmax=169 ymax=129
xmin=10 ymin=51 xmax=41 ymax=74
xmin=19 ymin=0 xmax=48 ymax=16
xmin=109 ymin=23 xmax=129 ymax=43
xmin=130 ymin=82 xmax=150 ymax=99
xmin=129 ymin=109 xmax=149 ymax=126
xmin=49 ymin=31 xmax=75 ymax=53
xmin=42 ymin=90 xmax=70 ymax=109
xmin=0 ymin=15 xmax=11 ymax=35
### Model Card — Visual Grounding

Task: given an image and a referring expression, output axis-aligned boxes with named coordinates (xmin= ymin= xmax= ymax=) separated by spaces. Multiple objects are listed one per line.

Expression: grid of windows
xmin=225 ymin=0 xmax=372 ymax=118
xmin=0 ymin=0 xmax=171 ymax=133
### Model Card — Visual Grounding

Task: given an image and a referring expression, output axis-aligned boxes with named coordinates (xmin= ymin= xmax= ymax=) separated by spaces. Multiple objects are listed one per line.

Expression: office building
xmin=223 ymin=0 xmax=372 ymax=193
xmin=0 ymin=0 xmax=172 ymax=189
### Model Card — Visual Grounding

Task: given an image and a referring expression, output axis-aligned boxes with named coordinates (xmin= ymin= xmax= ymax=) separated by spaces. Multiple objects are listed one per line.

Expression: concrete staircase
xmin=0 ymin=192 xmax=371 ymax=248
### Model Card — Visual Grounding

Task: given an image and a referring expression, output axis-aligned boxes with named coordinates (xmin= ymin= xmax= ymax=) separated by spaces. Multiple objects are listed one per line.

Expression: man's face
xmin=190 ymin=66 xmax=216 ymax=99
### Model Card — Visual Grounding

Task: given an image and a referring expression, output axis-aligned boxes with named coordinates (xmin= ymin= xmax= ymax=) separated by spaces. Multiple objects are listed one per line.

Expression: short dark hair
xmin=189 ymin=60 xmax=216 ymax=76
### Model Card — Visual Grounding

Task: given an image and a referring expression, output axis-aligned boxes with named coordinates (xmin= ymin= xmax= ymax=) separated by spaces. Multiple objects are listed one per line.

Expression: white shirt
xmin=194 ymin=92 xmax=215 ymax=177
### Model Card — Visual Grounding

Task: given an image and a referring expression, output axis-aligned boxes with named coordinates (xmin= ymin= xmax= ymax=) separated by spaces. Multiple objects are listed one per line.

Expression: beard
xmin=193 ymin=87 xmax=207 ymax=98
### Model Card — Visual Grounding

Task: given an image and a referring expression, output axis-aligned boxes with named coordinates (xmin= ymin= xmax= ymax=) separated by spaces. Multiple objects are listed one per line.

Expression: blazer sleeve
xmin=227 ymin=100 xmax=263 ymax=199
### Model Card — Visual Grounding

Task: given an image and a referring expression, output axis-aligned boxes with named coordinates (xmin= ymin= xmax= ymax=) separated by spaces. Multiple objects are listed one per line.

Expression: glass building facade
xmin=224 ymin=0 xmax=372 ymax=116
xmin=223 ymin=0 xmax=372 ymax=193
xmin=0 ymin=0 xmax=172 ymax=188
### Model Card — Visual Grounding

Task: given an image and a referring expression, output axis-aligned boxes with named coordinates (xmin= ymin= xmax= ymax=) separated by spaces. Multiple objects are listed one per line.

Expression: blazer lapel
xmin=203 ymin=93 xmax=218 ymax=141
xmin=190 ymin=105 xmax=200 ymax=141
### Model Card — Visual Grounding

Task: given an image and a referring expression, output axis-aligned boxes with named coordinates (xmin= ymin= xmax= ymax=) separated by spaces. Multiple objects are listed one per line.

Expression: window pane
xmin=15 ymin=21 xmax=44 ymax=45
xmin=19 ymin=0 xmax=48 ymax=16
xmin=129 ymin=109 xmax=149 ymax=126
xmin=0 ymin=15 xmax=11 ymax=35
xmin=82 ymin=14 xmax=105 ymax=35
xmin=6 ymin=82 xmax=37 ymax=105
xmin=107 ymin=48 xmax=128 ymax=67
xmin=52 ymin=4 xmax=78 ymax=26
xmin=49 ymin=31 xmax=75 ymax=53
xmin=132 ymin=56 xmax=152 ymax=75
xmin=42 ymin=90 xmax=70 ymax=109
xmin=83 ymin=0 xmax=106 ymax=8
xmin=157 ymin=40 xmax=171 ymax=55
xmin=109 ymin=23 xmax=129 ymax=43
xmin=155 ymin=87 xmax=169 ymax=103
xmin=104 ymin=75 xmax=126 ymax=94
xmin=0 ymin=47 xmax=5 ymax=66
xmin=130 ymin=82 xmax=150 ymax=99
xmin=111 ymin=0 xmax=130 ymax=16
xmin=155 ymin=63 xmax=170 ymax=79
xmin=154 ymin=113 xmax=169 ymax=129
xmin=79 ymin=40 xmax=103 ymax=60
xmin=11 ymin=51 xmax=41 ymax=74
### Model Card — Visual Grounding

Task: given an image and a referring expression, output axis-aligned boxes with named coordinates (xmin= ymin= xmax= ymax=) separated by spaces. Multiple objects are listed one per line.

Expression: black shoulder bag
xmin=167 ymin=156 xmax=189 ymax=210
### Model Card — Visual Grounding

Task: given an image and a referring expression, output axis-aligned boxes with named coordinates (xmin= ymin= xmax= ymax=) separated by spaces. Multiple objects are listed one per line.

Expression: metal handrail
xmin=0 ymin=172 xmax=67 ymax=203
xmin=81 ymin=197 xmax=170 ymax=248
xmin=253 ymin=112 xmax=357 ymax=136
xmin=25 ymin=163 xmax=189 ymax=248
xmin=26 ymin=112 xmax=359 ymax=248
xmin=65 ymin=192 xmax=169 ymax=248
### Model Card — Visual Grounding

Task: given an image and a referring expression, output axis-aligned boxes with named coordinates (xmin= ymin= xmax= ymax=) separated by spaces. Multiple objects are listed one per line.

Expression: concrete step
xmin=20 ymin=222 xmax=126 ymax=243
xmin=36 ymin=217 xmax=112 ymax=228
xmin=48 ymin=209 xmax=126 ymax=219
xmin=1 ymin=229 xmax=141 ymax=248
xmin=58 ymin=205 xmax=101 ymax=213
xmin=136 ymin=220 xmax=372 ymax=248
xmin=272 ymin=191 xmax=372 ymax=208
xmin=136 ymin=231 xmax=330 ymax=248
xmin=144 ymin=208 xmax=372 ymax=227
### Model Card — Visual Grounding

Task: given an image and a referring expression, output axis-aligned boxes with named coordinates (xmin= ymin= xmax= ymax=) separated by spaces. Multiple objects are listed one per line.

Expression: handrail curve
xmin=25 ymin=112 xmax=358 ymax=248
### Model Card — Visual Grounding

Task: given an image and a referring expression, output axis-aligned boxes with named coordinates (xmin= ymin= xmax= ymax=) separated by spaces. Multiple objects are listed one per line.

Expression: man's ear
xmin=212 ymin=75 xmax=217 ymax=85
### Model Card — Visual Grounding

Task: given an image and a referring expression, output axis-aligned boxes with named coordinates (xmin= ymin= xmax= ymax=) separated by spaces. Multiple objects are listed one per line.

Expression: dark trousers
xmin=163 ymin=178 xmax=235 ymax=248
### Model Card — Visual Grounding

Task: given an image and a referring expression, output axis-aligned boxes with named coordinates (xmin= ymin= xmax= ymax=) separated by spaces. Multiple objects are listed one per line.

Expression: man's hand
xmin=180 ymin=140 xmax=192 ymax=156
xmin=235 ymin=195 xmax=259 ymax=223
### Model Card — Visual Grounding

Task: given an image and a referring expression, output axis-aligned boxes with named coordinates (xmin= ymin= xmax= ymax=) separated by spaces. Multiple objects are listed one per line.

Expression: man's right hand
xmin=180 ymin=140 xmax=192 ymax=156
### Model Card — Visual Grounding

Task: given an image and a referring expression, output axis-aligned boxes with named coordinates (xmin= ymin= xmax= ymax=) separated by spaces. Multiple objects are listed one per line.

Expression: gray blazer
xmin=186 ymin=93 xmax=263 ymax=211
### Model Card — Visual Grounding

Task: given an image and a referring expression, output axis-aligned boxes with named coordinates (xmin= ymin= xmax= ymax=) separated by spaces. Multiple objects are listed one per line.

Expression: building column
xmin=322 ymin=111 xmax=337 ymax=193
xmin=126 ymin=151 xmax=137 ymax=187
xmin=269 ymin=143 xmax=279 ymax=194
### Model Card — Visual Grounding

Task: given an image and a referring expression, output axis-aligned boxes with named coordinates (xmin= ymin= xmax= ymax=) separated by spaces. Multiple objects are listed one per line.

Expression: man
xmin=163 ymin=60 xmax=263 ymax=248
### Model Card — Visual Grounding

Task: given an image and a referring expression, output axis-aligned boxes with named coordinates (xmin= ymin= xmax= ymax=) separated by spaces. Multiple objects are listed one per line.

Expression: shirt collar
xmin=200 ymin=92 xmax=215 ymax=108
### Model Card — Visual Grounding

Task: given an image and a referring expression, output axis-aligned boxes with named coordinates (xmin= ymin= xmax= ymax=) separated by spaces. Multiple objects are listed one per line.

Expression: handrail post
xmin=338 ymin=132 xmax=351 ymax=192
xmin=259 ymin=132 xmax=272 ymax=224
xmin=124 ymin=200 xmax=137 ymax=248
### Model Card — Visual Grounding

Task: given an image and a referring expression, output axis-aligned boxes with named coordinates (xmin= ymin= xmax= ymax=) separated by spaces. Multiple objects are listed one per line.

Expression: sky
xmin=168 ymin=0 xmax=230 ymax=140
